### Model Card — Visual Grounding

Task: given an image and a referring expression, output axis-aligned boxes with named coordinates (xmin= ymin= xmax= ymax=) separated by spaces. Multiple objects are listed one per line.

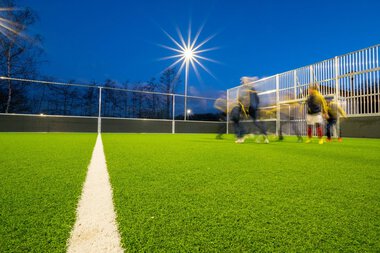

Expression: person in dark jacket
xmin=238 ymin=77 xmax=269 ymax=143
xmin=305 ymin=84 xmax=328 ymax=144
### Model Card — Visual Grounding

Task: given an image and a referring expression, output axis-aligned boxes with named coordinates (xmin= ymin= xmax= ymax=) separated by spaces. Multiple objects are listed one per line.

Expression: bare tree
xmin=44 ymin=79 xmax=79 ymax=115
xmin=145 ymin=78 xmax=158 ymax=118
xmin=130 ymin=82 xmax=145 ymax=118
xmin=103 ymin=79 xmax=124 ymax=117
xmin=121 ymin=81 xmax=130 ymax=117
xmin=0 ymin=0 xmax=43 ymax=113
xmin=159 ymin=68 xmax=180 ymax=119
xmin=83 ymin=81 xmax=98 ymax=116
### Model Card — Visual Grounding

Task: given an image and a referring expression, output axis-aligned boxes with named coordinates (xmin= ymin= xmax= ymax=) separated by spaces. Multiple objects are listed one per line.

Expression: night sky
xmin=17 ymin=0 xmax=380 ymax=97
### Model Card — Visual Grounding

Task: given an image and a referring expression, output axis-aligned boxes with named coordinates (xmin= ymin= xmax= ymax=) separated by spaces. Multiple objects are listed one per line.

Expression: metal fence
xmin=2 ymin=44 xmax=379 ymax=135
xmin=227 ymin=44 xmax=380 ymax=136
xmin=0 ymin=77 xmax=221 ymax=133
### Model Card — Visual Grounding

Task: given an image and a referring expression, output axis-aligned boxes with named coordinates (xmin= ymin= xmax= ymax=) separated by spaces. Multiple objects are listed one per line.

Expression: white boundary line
xmin=67 ymin=134 xmax=124 ymax=253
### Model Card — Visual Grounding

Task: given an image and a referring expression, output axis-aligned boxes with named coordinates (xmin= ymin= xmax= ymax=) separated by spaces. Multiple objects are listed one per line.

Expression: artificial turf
xmin=102 ymin=134 xmax=380 ymax=252
xmin=0 ymin=133 xmax=96 ymax=253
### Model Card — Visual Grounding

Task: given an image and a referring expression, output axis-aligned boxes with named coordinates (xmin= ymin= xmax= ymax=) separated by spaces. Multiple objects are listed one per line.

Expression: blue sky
xmin=18 ymin=0 xmax=380 ymax=97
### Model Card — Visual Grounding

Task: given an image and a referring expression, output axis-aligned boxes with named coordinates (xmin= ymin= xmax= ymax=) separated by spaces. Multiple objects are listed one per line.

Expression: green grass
xmin=103 ymin=134 xmax=380 ymax=252
xmin=0 ymin=133 xmax=96 ymax=253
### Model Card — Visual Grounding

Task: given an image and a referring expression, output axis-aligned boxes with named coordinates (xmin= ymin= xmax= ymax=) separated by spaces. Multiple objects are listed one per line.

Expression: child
xmin=326 ymin=98 xmax=347 ymax=142
xmin=305 ymin=84 xmax=328 ymax=144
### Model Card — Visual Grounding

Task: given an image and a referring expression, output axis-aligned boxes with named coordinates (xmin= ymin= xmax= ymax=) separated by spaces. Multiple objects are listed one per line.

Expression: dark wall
xmin=175 ymin=121 xmax=225 ymax=133
xmin=1 ymin=114 xmax=379 ymax=137
xmin=101 ymin=118 xmax=171 ymax=133
xmin=0 ymin=114 xmax=97 ymax=132
xmin=0 ymin=115 xmax=223 ymax=134
xmin=341 ymin=116 xmax=380 ymax=138
xmin=101 ymin=119 xmax=224 ymax=133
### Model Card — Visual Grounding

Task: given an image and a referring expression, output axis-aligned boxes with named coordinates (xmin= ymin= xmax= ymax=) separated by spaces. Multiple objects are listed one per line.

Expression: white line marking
xmin=67 ymin=134 xmax=124 ymax=253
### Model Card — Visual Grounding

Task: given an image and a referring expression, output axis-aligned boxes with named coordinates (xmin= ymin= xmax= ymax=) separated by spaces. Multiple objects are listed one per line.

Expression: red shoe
xmin=338 ymin=138 xmax=342 ymax=142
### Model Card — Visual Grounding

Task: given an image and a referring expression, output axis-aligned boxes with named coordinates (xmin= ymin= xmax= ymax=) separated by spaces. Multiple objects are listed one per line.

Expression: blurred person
xmin=214 ymin=97 xmax=227 ymax=139
xmin=326 ymin=97 xmax=347 ymax=142
xmin=305 ymin=84 xmax=328 ymax=144
xmin=239 ymin=77 xmax=269 ymax=143
xmin=229 ymin=101 xmax=247 ymax=143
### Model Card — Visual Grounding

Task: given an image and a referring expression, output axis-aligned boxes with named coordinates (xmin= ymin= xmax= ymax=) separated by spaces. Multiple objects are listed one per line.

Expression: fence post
xmin=335 ymin=56 xmax=340 ymax=137
xmin=310 ymin=65 xmax=314 ymax=85
xmin=226 ymin=89 xmax=229 ymax=134
xmin=276 ymin=74 xmax=280 ymax=136
xmin=294 ymin=70 xmax=297 ymax=100
xmin=184 ymin=86 xmax=187 ymax=121
xmin=172 ymin=95 xmax=175 ymax=134
xmin=293 ymin=71 xmax=298 ymax=136
xmin=98 ymin=87 xmax=102 ymax=134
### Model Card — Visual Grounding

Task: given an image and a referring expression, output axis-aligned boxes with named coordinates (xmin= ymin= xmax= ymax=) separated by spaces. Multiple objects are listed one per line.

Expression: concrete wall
xmin=0 ymin=114 xmax=97 ymax=132
xmin=101 ymin=118 xmax=224 ymax=133
xmin=175 ymin=121 xmax=225 ymax=133
xmin=101 ymin=118 xmax=171 ymax=133
xmin=1 ymin=114 xmax=379 ymax=137
xmin=341 ymin=116 xmax=380 ymax=138
xmin=0 ymin=114 xmax=224 ymax=134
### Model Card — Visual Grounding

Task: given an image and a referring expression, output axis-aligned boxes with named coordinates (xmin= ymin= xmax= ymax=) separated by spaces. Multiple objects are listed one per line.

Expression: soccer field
xmin=1 ymin=133 xmax=379 ymax=252
xmin=0 ymin=133 xmax=97 ymax=252
xmin=102 ymin=134 xmax=380 ymax=252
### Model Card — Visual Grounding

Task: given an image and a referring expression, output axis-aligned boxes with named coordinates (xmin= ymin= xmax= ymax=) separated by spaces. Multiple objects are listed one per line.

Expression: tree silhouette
xmin=0 ymin=0 xmax=43 ymax=113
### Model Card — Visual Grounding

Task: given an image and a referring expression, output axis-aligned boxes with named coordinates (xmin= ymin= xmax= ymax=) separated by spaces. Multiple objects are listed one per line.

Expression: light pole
xmin=183 ymin=49 xmax=193 ymax=120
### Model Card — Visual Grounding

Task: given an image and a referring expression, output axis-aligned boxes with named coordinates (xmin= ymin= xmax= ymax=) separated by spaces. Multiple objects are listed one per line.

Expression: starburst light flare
xmin=158 ymin=23 xmax=219 ymax=119
xmin=0 ymin=7 xmax=22 ymax=39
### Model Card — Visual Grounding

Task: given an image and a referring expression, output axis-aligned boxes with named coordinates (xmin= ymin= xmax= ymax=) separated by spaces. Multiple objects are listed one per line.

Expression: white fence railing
xmin=227 ymin=44 xmax=380 ymax=135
